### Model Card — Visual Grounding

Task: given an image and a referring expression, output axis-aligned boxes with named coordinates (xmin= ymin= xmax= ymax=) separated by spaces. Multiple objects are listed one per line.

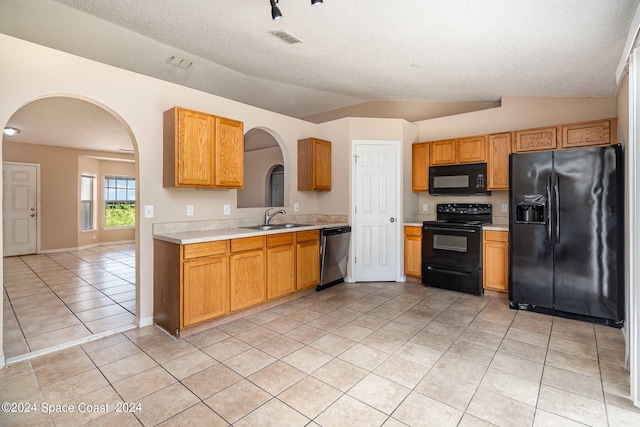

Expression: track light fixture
xmin=269 ymin=0 xmax=323 ymax=20
xmin=270 ymin=0 xmax=282 ymax=20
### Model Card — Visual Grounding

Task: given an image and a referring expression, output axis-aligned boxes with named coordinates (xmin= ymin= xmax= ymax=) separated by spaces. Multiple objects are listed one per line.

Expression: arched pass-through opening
xmin=1 ymin=95 xmax=140 ymax=363
xmin=237 ymin=127 xmax=289 ymax=208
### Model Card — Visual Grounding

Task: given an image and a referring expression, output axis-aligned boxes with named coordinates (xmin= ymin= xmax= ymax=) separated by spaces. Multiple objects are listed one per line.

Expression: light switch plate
xmin=422 ymin=203 xmax=428 ymax=212
xmin=223 ymin=204 xmax=231 ymax=215
xmin=501 ymin=204 xmax=508 ymax=213
xmin=144 ymin=205 xmax=154 ymax=218
xmin=294 ymin=203 xmax=299 ymax=212
xmin=187 ymin=205 xmax=194 ymax=216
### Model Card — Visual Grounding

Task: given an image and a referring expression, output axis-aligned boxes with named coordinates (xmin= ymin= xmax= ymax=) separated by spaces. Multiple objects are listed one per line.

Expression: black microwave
xmin=429 ymin=163 xmax=491 ymax=196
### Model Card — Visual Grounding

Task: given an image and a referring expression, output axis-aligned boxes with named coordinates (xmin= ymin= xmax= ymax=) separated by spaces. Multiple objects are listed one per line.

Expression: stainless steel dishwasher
xmin=318 ymin=226 xmax=352 ymax=291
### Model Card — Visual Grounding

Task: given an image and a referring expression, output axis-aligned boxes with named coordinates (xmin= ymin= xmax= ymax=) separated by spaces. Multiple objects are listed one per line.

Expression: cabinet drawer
xmin=484 ymin=230 xmax=508 ymax=243
xmin=231 ymin=236 xmax=265 ymax=253
xmin=267 ymin=232 xmax=295 ymax=248
xmin=297 ymin=229 xmax=320 ymax=243
xmin=404 ymin=226 xmax=422 ymax=237
xmin=183 ymin=241 xmax=228 ymax=259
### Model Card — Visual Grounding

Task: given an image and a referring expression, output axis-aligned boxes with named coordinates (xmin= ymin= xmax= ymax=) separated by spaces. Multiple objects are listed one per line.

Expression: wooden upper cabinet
xmin=430 ymin=139 xmax=456 ymax=165
xmin=412 ymin=142 xmax=430 ymax=192
xmin=214 ymin=117 xmax=244 ymax=188
xmin=514 ymin=126 xmax=558 ymax=152
xmin=457 ymin=135 xmax=487 ymax=163
xmin=298 ymin=138 xmax=332 ymax=191
xmin=487 ymin=133 xmax=511 ymax=190
xmin=163 ymin=107 xmax=244 ymax=189
xmin=561 ymin=118 xmax=616 ymax=149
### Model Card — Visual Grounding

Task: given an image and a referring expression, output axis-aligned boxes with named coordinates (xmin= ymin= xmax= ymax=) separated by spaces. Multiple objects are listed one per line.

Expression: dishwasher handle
xmin=322 ymin=226 xmax=352 ymax=236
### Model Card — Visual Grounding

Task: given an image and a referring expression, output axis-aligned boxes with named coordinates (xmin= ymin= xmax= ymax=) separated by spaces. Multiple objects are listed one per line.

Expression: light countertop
xmin=153 ymin=221 xmax=348 ymax=245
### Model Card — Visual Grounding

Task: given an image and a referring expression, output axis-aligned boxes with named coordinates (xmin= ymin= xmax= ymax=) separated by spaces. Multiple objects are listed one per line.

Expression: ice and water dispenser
xmin=514 ymin=195 xmax=546 ymax=224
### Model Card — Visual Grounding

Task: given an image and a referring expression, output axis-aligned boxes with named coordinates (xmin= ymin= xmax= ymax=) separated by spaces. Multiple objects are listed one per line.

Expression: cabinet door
xmin=514 ymin=127 xmax=558 ymax=152
xmin=230 ymin=249 xmax=266 ymax=311
xmin=412 ymin=143 xmax=429 ymax=192
xmin=483 ymin=231 xmax=509 ymax=292
xmin=214 ymin=116 xmax=244 ymax=188
xmin=296 ymin=238 xmax=320 ymax=290
xmin=298 ymin=138 xmax=332 ymax=191
xmin=176 ymin=108 xmax=214 ymax=187
xmin=430 ymin=139 xmax=456 ymax=165
xmin=403 ymin=226 xmax=422 ymax=278
xmin=267 ymin=244 xmax=295 ymax=300
xmin=561 ymin=119 xmax=613 ymax=149
xmin=488 ymin=133 xmax=512 ymax=190
xmin=457 ymin=136 xmax=487 ymax=163
xmin=183 ymin=255 xmax=228 ymax=327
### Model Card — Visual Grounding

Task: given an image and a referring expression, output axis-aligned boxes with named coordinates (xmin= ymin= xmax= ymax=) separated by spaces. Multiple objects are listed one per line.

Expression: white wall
xmin=0 ymin=34 xmax=320 ymax=359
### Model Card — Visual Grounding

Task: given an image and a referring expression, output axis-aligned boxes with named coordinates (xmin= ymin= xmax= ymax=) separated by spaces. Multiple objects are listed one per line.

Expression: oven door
xmin=422 ymin=224 xmax=481 ymax=267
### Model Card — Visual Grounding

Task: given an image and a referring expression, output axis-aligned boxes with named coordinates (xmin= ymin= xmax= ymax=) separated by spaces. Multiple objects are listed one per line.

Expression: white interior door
xmin=3 ymin=162 xmax=38 ymax=256
xmin=353 ymin=142 xmax=400 ymax=281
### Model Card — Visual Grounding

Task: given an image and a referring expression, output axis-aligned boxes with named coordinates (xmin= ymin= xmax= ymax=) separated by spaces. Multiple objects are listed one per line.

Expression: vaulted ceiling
xmin=1 ymin=0 xmax=637 ymax=124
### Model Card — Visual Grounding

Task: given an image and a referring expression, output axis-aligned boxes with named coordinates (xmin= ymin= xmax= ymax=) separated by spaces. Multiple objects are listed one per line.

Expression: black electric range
xmin=422 ymin=203 xmax=492 ymax=295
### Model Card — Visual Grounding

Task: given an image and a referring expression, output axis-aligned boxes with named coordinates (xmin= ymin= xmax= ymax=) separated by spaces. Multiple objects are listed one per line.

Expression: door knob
xmin=390 ymin=217 xmax=396 ymax=223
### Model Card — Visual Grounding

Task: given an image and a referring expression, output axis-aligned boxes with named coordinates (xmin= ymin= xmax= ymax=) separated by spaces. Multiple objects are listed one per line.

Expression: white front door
xmin=353 ymin=142 xmax=400 ymax=281
xmin=3 ymin=162 xmax=38 ymax=256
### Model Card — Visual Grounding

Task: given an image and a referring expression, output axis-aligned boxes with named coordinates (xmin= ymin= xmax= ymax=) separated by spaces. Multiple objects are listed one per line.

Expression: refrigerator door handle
xmin=546 ymin=177 xmax=552 ymax=243
xmin=554 ymin=175 xmax=560 ymax=243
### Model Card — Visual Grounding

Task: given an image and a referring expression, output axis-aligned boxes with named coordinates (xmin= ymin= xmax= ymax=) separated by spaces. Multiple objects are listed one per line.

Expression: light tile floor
xmin=3 ymin=244 xmax=136 ymax=359
xmin=1 ymin=281 xmax=639 ymax=426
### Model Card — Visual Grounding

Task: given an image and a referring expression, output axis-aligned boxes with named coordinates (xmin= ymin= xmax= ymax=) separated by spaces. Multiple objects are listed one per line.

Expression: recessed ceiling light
xmin=410 ymin=62 xmax=424 ymax=68
xmin=3 ymin=127 xmax=20 ymax=137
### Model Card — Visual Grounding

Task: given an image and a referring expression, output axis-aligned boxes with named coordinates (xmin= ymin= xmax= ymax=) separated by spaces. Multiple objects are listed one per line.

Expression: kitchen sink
xmin=241 ymin=223 xmax=310 ymax=231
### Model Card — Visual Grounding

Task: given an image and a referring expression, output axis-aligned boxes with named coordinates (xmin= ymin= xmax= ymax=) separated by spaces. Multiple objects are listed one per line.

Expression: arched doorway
xmin=2 ymin=96 xmax=139 ymax=361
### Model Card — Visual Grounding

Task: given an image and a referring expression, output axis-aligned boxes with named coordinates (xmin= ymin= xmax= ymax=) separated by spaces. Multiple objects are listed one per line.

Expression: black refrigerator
xmin=509 ymin=144 xmax=624 ymax=327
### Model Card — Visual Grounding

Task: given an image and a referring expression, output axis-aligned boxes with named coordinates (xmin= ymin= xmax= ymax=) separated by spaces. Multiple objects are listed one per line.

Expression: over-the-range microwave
xmin=429 ymin=162 xmax=491 ymax=196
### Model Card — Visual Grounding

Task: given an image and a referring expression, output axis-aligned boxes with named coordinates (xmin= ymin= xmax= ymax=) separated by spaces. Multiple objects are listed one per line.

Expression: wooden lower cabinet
xmin=154 ymin=228 xmax=326 ymax=337
xmin=266 ymin=233 xmax=296 ymax=300
xmin=404 ymin=226 xmax=422 ymax=278
xmin=229 ymin=236 xmax=266 ymax=312
xmin=296 ymin=229 xmax=320 ymax=290
xmin=483 ymin=230 xmax=509 ymax=293
xmin=183 ymin=255 xmax=228 ymax=327
xmin=153 ymin=239 xmax=229 ymax=336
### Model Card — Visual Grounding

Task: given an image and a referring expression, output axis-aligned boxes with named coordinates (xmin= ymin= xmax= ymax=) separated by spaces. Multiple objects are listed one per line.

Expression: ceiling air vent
xmin=270 ymin=30 xmax=302 ymax=44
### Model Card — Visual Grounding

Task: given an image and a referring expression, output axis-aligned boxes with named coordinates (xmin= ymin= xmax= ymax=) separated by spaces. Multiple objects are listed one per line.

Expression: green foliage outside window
xmin=105 ymin=203 xmax=136 ymax=227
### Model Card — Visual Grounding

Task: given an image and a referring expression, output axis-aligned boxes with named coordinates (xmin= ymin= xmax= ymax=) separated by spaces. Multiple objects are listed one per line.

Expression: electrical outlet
xmin=294 ymin=203 xmax=299 ymax=212
xmin=223 ymin=204 xmax=230 ymax=215
xmin=187 ymin=205 xmax=194 ymax=216
xmin=502 ymin=204 xmax=508 ymax=213
xmin=144 ymin=205 xmax=154 ymax=218
xmin=422 ymin=203 xmax=428 ymax=212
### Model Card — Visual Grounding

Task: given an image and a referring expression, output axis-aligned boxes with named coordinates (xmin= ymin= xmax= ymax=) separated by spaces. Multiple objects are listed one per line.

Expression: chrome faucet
xmin=264 ymin=208 xmax=286 ymax=226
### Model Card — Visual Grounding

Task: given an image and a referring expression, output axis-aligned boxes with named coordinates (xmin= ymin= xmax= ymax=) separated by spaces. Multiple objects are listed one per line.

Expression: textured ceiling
xmin=1 ymin=0 xmax=637 ymax=123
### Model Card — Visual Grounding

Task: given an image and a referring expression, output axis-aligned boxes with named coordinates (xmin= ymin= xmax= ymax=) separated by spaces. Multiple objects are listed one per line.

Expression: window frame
xmin=104 ymin=175 xmax=136 ymax=228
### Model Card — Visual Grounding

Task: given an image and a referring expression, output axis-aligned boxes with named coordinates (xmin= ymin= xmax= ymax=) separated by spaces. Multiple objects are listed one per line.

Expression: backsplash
xmin=417 ymin=191 xmax=509 ymax=225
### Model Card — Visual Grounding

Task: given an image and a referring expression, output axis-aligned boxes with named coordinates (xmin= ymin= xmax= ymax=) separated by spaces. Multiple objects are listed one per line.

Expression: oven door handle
xmin=423 ymin=227 xmax=478 ymax=234
xmin=426 ymin=266 xmax=474 ymax=276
